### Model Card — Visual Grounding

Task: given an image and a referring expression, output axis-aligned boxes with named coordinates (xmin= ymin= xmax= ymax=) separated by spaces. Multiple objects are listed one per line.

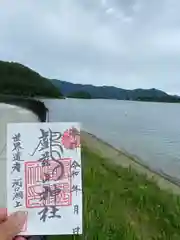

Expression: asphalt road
xmin=0 ymin=103 xmax=39 ymax=208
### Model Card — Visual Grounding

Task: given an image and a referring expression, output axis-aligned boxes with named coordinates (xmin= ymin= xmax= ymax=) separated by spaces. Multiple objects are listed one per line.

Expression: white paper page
xmin=7 ymin=122 xmax=82 ymax=236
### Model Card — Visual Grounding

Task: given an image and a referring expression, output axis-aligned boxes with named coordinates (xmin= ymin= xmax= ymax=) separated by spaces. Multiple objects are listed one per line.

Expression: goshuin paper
xmin=7 ymin=122 xmax=82 ymax=236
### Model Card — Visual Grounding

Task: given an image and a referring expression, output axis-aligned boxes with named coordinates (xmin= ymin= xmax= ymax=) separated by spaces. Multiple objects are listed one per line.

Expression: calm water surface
xmin=44 ymin=99 xmax=180 ymax=179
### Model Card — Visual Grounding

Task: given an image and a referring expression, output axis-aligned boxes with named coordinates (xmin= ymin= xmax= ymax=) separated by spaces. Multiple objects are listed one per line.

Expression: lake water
xmin=44 ymin=99 xmax=180 ymax=180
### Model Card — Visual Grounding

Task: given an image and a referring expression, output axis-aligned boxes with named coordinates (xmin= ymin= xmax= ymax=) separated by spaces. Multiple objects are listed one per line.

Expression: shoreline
xmin=81 ymin=131 xmax=180 ymax=195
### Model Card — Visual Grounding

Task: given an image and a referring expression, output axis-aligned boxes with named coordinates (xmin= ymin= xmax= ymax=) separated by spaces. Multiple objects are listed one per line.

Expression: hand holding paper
xmin=0 ymin=209 xmax=27 ymax=240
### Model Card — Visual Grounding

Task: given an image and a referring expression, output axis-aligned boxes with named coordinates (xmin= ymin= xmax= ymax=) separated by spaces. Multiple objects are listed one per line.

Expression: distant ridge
xmin=0 ymin=59 xmax=178 ymax=103
xmin=51 ymin=79 xmax=180 ymax=102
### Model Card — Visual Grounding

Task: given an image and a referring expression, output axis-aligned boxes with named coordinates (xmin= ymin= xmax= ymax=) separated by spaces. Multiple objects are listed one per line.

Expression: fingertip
xmin=0 ymin=208 xmax=7 ymax=223
xmin=13 ymin=211 xmax=27 ymax=222
xmin=0 ymin=208 xmax=7 ymax=216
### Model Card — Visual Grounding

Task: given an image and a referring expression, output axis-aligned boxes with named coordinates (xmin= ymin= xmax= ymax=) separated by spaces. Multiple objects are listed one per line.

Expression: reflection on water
xmin=44 ymin=99 xmax=180 ymax=180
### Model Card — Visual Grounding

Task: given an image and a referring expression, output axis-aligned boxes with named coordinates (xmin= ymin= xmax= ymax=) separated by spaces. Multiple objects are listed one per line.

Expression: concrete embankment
xmin=81 ymin=131 xmax=180 ymax=195
xmin=0 ymin=102 xmax=44 ymax=208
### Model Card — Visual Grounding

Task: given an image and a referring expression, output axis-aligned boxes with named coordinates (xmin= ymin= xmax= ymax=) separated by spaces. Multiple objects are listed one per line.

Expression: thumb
xmin=0 ymin=211 xmax=27 ymax=240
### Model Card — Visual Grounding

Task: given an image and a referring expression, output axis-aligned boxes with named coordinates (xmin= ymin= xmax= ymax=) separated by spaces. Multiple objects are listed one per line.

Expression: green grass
xmin=48 ymin=146 xmax=180 ymax=240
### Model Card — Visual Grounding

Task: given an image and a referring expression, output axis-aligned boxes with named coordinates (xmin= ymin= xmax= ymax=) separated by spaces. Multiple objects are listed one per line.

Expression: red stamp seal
xmin=61 ymin=127 xmax=80 ymax=150
xmin=25 ymin=159 xmax=72 ymax=208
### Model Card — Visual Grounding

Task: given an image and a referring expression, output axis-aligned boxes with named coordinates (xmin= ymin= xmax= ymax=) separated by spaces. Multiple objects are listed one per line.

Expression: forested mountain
xmin=51 ymin=79 xmax=180 ymax=102
xmin=0 ymin=60 xmax=179 ymax=103
xmin=0 ymin=61 xmax=62 ymax=98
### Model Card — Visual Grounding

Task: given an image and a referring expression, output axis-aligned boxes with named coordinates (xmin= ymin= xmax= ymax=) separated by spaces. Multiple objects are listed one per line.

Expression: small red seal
xmin=61 ymin=127 xmax=80 ymax=150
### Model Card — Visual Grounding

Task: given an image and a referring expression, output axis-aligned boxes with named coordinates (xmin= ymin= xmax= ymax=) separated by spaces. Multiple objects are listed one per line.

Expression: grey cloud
xmin=0 ymin=0 xmax=180 ymax=94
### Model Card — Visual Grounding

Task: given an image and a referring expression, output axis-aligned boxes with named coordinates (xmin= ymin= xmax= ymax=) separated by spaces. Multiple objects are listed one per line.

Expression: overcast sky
xmin=0 ymin=0 xmax=180 ymax=94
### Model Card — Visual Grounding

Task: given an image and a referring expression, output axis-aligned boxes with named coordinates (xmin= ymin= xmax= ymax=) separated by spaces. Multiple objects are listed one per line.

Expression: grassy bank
xmin=49 ymin=145 xmax=180 ymax=240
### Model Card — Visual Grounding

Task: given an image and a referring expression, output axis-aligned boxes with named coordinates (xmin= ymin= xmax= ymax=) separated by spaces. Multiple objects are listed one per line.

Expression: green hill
xmin=67 ymin=91 xmax=91 ymax=99
xmin=0 ymin=61 xmax=62 ymax=98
